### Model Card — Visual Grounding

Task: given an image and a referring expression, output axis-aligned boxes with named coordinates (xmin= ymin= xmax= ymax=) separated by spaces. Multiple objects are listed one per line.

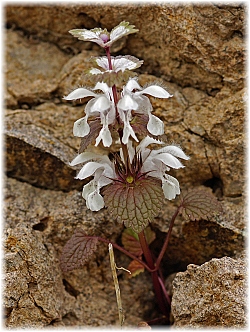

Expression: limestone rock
xmin=171 ymin=256 xmax=247 ymax=327
xmin=4 ymin=3 xmax=246 ymax=328
xmin=5 ymin=107 xmax=81 ymax=191
xmin=5 ymin=29 xmax=70 ymax=106
xmin=3 ymin=176 xmax=155 ymax=327
xmin=6 ymin=4 xmax=245 ymax=92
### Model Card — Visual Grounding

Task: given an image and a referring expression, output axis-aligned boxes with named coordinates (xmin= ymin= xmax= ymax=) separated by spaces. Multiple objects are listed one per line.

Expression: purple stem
xmin=138 ymin=230 xmax=170 ymax=320
xmin=155 ymin=206 xmax=181 ymax=270
xmin=85 ymin=236 xmax=153 ymax=272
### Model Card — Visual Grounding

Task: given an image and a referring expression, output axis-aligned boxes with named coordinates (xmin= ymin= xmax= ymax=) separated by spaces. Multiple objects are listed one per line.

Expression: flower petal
xmin=95 ymin=126 xmax=112 ymax=147
xmin=91 ymin=95 xmax=111 ymax=113
xmin=122 ymin=123 xmax=138 ymax=144
xmin=162 ymin=175 xmax=180 ymax=200
xmin=155 ymin=153 xmax=184 ymax=169
xmin=82 ymin=181 xmax=95 ymax=200
xmin=125 ymin=78 xmax=142 ymax=92
xmin=93 ymin=82 xmax=111 ymax=95
xmin=64 ymin=88 xmax=97 ymax=100
xmin=70 ymin=152 xmax=102 ymax=167
xmin=137 ymin=85 xmax=173 ymax=99
xmin=155 ymin=145 xmax=190 ymax=160
xmin=147 ymin=114 xmax=164 ymax=136
xmin=76 ymin=162 xmax=104 ymax=180
xmin=137 ymin=136 xmax=163 ymax=152
xmin=86 ymin=190 xmax=105 ymax=211
xmin=118 ymin=94 xmax=138 ymax=111
xmin=73 ymin=117 xmax=90 ymax=137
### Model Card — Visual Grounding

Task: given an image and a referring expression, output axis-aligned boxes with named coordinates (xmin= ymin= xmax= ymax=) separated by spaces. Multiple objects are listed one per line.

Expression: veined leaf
xmin=78 ymin=119 xmax=102 ymax=153
xmin=103 ymin=177 xmax=164 ymax=233
xmin=127 ymin=258 xmax=145 ymax=278
xmin=179 ymin=189 xmax=223 ymax=221
xmin=121 ymin=226 xmax=156 ymax=257
xmin=60 ymin=228 xmax=98 ymax=272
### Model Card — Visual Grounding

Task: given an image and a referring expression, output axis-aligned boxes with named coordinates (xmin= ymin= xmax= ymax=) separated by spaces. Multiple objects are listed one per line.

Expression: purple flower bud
xmin=100 ymin=33 xmax=110 ymax=43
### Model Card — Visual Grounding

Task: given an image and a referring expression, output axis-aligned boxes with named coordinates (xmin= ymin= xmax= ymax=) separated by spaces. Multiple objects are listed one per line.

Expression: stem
xmin=86 ymin=236 xmax=153 ymax=272
xmin=138 ymin=231 xmax=170 ymax=320
xmin=155 ymin=206 xmax=181 ymax=270
xmin=105 ymin=46 xmax=120 ymax=128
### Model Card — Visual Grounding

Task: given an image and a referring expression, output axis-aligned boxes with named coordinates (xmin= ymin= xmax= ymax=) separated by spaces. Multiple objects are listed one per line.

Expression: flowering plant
xmin=61 ymin=22 xmax=222 ymax=326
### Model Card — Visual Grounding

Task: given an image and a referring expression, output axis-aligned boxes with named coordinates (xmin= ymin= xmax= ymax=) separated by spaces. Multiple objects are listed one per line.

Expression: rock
xmin=5 ymin=107 xmax=82 ymax=191
xmin=3 ymin=177 xmax=155 ymax=327
xmin=5 ymin=30 xmax=70 ymax=106
xmin=171 ymin=256 xmax=247 ymax=327
xmin=3 ymin=224 xmax=63 ymax=328
xmin=6 ymin=4 xmax=245 ymax=92
xmin=4 ymin=3 xmax=246 ymax=328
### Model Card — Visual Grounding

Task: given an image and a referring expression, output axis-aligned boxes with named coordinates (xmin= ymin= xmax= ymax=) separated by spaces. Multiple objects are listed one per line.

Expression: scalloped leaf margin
xmin=60 ymin=228 xmax=98 ymax=272
xmin=179 ymin=189 xmax=223 ymax=221
xmin=103 ymin=177 xmax=164 ymax=233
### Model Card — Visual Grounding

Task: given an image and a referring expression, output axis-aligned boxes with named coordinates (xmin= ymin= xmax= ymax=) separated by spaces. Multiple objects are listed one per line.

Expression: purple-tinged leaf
xmin=121 ymin=226 xmax=156 ymax=257
xmin=60 ymin=228 xmax=98 ymax=272
xmin=78 ymin=119 xmax=102 ymax=153
xmin=127 ymin=258 xmax=145 ymax=278
xmin=103 ymin=177 xmax=164 ymax=233
xmin=122 ymin=228 xmax=142 ymax=256
xmin=179 ymin=189 xmax=223 ymax=221
xmin=87 ymin=69 xmax=137 ymax=88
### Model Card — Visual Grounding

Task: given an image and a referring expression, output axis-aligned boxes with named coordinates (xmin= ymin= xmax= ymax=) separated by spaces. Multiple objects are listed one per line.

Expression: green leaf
xmin=122 ymin=226 xmax=156 ymax=256
xmin=103 ymin=177 xmax=164 ymax=233
xmin=179 ymin=189 xmax=223 ymax=221
xmin=60 ymin=229 xmax=98 ymax=272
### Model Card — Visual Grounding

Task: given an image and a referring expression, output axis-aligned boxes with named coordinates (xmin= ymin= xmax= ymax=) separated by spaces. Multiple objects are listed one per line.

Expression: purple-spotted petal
xmin=147 ymin=114 xmax=164 ymax=136
xmin=73 ymin=117 xmax=90 ymax=137
xmin=162 ymin=175 xmax=180 ymax=200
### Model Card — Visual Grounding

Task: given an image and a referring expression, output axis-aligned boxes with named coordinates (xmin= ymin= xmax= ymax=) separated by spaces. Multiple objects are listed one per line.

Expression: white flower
xmin=68 ymin=21 xmax=138 ymax=48
xmin=64 ymin=82 xmax=115 ymax=147
xmin=70 ymin=152 xmax=115 ymax=211
xmin=117 ymin=94 xmax=139 ymax=144
xmin=89 ymin=55 xmax=143 ymax=75
xmin=122 ymin=79 xmax=173 ymax=136
xmin=135 ymin=136 xmax=189 ymax=200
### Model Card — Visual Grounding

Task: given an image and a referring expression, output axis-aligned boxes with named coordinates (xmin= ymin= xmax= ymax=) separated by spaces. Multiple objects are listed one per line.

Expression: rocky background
xmin=4 ymin=3 xmax=246 ymax=328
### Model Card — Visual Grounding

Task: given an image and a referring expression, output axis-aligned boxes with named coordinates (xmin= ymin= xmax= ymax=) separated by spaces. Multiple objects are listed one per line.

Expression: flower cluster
xmin=65 ymin=22 xmax=189 ymax=232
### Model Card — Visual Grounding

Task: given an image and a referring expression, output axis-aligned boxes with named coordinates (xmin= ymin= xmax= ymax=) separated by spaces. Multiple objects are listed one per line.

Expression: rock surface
xmin=4 ymin=3 xmax=246 ymax=328
xmin=171 ymin=257 xmax=247 ymax=327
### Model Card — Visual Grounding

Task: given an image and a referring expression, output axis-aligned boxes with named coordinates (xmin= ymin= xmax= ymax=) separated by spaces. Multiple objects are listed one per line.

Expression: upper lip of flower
xmin=64 ymin=82 xmax=115 ymax=147
xmin=118 ymin=79 xmax=173 ymax=138
xmin=125 ymin=136 xmax=190 ymax=200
